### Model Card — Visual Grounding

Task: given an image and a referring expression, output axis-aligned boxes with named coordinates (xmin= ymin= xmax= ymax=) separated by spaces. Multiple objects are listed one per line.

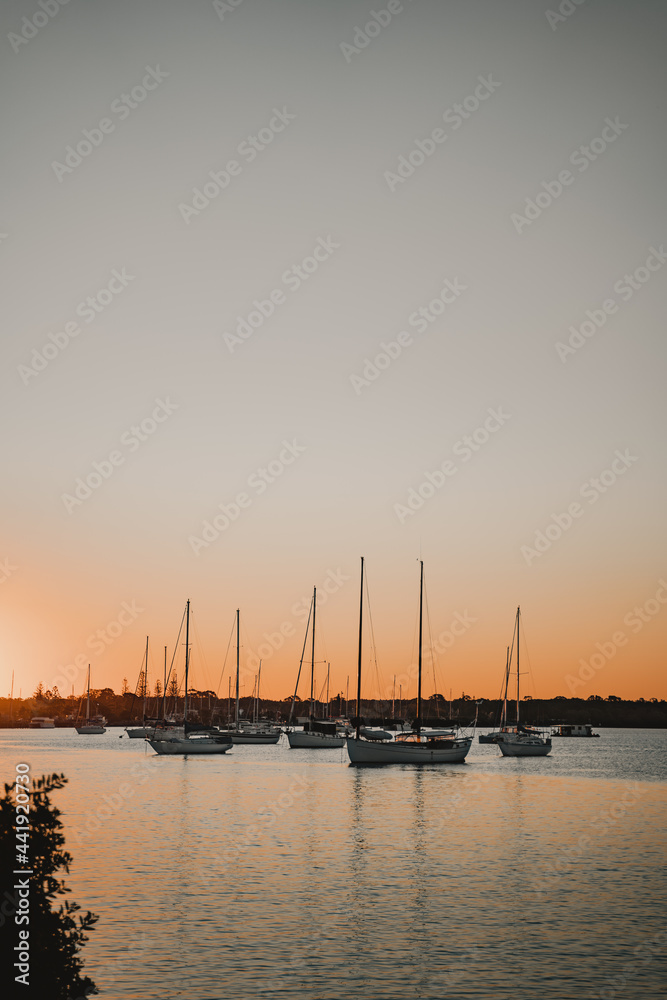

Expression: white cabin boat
xmin=30 ymin=717 xmax=56 ymax=729
xmin=551 ymin=723 xmax=599 ymax=737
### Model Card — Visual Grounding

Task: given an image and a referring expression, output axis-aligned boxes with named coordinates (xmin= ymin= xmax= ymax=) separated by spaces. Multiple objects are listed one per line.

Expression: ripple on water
xmin=2 ymin=728 xmax=666 ymax=999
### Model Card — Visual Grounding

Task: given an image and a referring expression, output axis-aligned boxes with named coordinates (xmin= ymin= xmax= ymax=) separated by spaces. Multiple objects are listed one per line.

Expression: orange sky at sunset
xmin=2 ymin=1 xmax=665 ymax=707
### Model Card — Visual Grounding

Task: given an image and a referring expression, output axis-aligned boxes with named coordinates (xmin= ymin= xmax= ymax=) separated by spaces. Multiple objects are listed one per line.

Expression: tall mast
xmin=416 ymin=560 xmax=423 ymax=734
xmin=310 ymin=587 xmax=317 ymax=726
xmin=163 ymin=645 xmax=167 ymax=720
xmin=326 ymin=662 xmax=330 ymax=719
xmin=501 ymin=646 xmax=510 ymax=727
xmin=143 ymin=636 xmax=149 ymax=720
xmin=86 ymin=665 xmax=91 ymax=721
xmin=235 ymin=609 xmax=240 ymax=728
xmin=257 ymin=661 xmax=262 ymax=722
xmin=288 ymin=597 xmax=313 ymax=726
xmin=355 ymin=557 xmax=364 ymax=738
xmin=516 ymin=606 xmax=520 ymax=726
xmin=184 ymin=600 xmax=190 ymax=726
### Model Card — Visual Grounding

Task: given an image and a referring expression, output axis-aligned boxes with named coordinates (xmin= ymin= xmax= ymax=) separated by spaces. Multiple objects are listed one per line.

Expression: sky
xmin=2 ymin=0 xmax=666 ymax=705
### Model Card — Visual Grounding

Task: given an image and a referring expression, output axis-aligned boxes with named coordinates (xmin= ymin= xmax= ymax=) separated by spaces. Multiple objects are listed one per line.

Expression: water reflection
xmin=3 ymin=730 xmax=666 ymax=999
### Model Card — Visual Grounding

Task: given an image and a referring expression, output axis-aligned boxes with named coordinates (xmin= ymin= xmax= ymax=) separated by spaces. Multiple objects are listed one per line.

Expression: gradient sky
xmin=2 ymin=0 xmax=665 ymax=704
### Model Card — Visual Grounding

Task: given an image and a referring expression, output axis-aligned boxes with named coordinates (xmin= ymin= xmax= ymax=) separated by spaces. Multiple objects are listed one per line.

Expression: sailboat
xmin=76 ymin=666 xmax=107 ymax=734
xmin=287 ymin=587 xmax=345 ymax=749
xmin=479 ymin=646 xmax=513 ymax=744
xmin=147 ymin=601 xmax=233 ymax=755
xmin=214 ymin=610 xmax=281 ymax=745
xmin=126 ymin=636 xmax=153 ymax=738
xmin=498 ymin=607 xmax=551 ymax=757
xmin=347 ymin=559 xmax=474 ymax=764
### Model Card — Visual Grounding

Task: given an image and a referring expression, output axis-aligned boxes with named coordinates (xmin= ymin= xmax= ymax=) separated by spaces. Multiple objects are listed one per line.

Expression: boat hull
xmin=347 ymin=736 xmax=472 ymax=764
xmin=126 ymin=728 xmax=152 ymax=738
xmin=76 ymin=725 xmax=106 ymax=735
xmin=498 ymin=739 xmax=551 ymax=757
xmin=215 ymin=730 xmax=282 ymax=744
xmin=148 ymin=738 xmax=233 ymax=755
xmin=479 ymin=733 xmax=500 ymax=744
xmin=287 ymin=730 xmax=345 ymax=749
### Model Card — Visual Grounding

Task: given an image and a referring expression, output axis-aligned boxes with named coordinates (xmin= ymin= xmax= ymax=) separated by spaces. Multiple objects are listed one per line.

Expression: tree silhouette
xmin=0 ymin=773 xmax=98 ymax=998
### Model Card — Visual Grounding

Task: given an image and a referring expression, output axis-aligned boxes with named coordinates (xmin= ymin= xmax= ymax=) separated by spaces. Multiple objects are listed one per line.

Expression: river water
xmin=2 ymin=727 xmax=666 ymax=999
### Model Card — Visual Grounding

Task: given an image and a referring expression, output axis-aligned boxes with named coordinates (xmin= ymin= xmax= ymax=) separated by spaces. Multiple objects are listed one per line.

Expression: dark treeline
xmin=1 ymin=688 xmax=665 ymax=728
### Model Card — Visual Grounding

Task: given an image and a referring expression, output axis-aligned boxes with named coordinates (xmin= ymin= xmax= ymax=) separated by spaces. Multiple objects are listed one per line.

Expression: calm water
xmin=2 ymin=728 xmax=666 ymax=999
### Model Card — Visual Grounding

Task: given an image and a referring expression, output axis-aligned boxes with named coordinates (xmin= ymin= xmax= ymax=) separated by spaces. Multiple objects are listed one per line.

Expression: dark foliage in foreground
xmin=0 ymin=773 xmax=98 ymax=998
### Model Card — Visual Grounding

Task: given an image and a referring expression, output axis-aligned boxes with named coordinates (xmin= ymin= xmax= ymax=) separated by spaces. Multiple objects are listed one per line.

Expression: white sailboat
xmin=287 ymin=587 xmax=345 ymax=749
xmin=479 ymin=646 xmax=513 ymax=744
xmin=76 ymin=666 xmax=107 ymax=734
xmin=498 ymin=607 xmax=551 ymax=758
xmin=347 ymin=559 xmax=473 ymax=765
xmin=216 ymin=610 xmax=282 ymax=744
xmin=148 ymin=601 xmax=233 ymax=756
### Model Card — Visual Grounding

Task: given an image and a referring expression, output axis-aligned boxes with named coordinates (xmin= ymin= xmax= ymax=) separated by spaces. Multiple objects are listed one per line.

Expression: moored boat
xmin=76 ymin=666 xmax=107 ymax=734
xmin=149 ymin=730 xmax=233 ymax=755
xmin=551 ymin=723 xmax=599 ymax=737
xmin=126 ymin=636 xmax=154 ymax=738
xmin=214 ymin=611 xmax=282 ymax=745
xmin=30 ymin=716 xmax=56 ymax=729
xmin=346 ymin=558 xmax=473 ymax=766
xmin=286 ymin=587 xmax=345 ymax=749
xmin=147 ymin=600 xmax=233 ymax=757
xmin=498 ymin=607 xmax=551 ymax=758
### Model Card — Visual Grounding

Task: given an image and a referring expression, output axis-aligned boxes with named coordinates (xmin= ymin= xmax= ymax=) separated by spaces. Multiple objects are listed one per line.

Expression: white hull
xmin=76 ymin=725 xmax=107 ymax=735
xmin=148 ymin=737 xmax=233 ymax=755
xmin=347 ymin=736 xmax=472 ymax=764
xmin=287 ymin=730 xmax=345 ymax=749
xmin=499 ymin=738 xmax=551 ymax=757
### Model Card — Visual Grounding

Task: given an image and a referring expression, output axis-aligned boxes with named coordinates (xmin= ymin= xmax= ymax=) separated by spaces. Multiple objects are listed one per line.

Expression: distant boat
xmin=147 ymin=601 xmax=232 ymax=756
xmin=551 ymin=723 xmax=599 ymax=738
xmin=76 ymin=666 xmax=107 ymax=735
xmin=347 ymin=559 xmax=474 ymax=765
xmin=498 ymin=607 xmax=551 ymax=758
xmin=479 ymin=646 xmax=513 ymax=743
xmin=215 ymin=610 xmax=282 ymax=745
xmin=126 ymin=636 xmax=152 ymax=738
xmin=287 ymin=587 xmax=345 ymax=749
xmin=29 ymin=716 xmax=56 ymax=729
